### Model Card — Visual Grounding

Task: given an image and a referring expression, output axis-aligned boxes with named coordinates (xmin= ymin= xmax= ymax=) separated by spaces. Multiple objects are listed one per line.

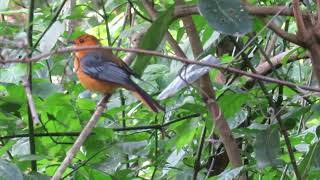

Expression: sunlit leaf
xmin=131 ymin=5 xmax=174 ymax=76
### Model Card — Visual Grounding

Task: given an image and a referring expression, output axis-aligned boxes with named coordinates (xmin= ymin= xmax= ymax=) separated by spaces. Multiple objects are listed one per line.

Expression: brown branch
xmin=176 ymin=1 xmax=244 ymax=178
xmin=51 ymin=94 xmax=111 ymax=180
xmin=316 ymin=0 xmax=320 ymax=29
xmin=254 ymin=51 xmax=309 ymax=75
xmin=260 ymin=18 xmax=302 ymax=46
xmin=3 ymin=46 xmax=320 ymax=93
xmin=293 ymin=0 xmax=308 ymax=37
xmin=174 ymin=5 xmax=303 ymax=19
xmin=142 ymin=0 xmax=186 ymax=57
xmin=261 ymin=33 xmax=278 ymax=63
xmin=21 ymin=76 xmax=40 ymax=124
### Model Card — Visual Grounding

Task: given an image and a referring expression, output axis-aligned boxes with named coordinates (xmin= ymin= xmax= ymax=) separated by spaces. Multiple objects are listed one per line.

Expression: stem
xmin=27 ymin=0 xmax=36 ymax=172
xmin=192 ymin=126 xmax=206 ymax=180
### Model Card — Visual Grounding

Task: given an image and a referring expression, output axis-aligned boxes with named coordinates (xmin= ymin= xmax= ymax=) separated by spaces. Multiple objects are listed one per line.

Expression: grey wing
xmin=80 ymin=52 xmax=135 ymax=89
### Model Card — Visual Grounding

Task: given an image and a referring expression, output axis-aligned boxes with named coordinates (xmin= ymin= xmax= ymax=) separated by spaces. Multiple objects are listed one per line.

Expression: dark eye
xmin=79 ymin=39 xmax=84 ymax=43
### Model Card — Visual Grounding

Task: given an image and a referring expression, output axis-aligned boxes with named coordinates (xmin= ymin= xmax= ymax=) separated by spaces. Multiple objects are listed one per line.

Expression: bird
xmin=73 ymin=34 xmax=164 ymax=112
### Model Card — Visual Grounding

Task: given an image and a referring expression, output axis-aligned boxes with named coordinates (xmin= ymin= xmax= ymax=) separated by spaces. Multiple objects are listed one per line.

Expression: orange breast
xmin=74 ymin=57 xmax=118 ymax=94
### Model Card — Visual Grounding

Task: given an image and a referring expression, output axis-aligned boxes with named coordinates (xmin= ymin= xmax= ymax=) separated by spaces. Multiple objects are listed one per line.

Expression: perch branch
xmin=3 ymin=46 xmax=320 ymax=93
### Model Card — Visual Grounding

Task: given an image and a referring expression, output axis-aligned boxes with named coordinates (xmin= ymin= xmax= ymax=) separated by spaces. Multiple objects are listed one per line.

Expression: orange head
xmin=73 ymin=34 xmax=101 ymax=59
xmin=74 ymin=34 xmax=100 ymax=47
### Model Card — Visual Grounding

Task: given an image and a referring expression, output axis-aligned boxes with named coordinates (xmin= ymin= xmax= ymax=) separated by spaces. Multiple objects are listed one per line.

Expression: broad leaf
xmin=254 ymin=126 xmax=281 ymax=168
xmin=198 ymin=0 xmax=252 ymax=36
xmin=131 ymin=6 xmax=174 ymax=76
xmin=0 ymin=160 xmax=23 ymax=180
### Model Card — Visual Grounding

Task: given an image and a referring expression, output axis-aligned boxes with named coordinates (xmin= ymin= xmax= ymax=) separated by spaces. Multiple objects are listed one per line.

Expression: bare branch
xmin=22 ymin=76 xmax=40 ymax=124
xmin=3 ymin=45 xmax=320 ymax=93
xmin=293 ymin=0 xmax=308 ymax=37
xmin=174 ymin=5 xmax=301 ymax=19
xmin=142 ymin=0 xmax=187 ymax=57
xmin=316 ymin=0 xmax=320 ymax=29
xmin=260 ymin=18 xmax=302 ymax=46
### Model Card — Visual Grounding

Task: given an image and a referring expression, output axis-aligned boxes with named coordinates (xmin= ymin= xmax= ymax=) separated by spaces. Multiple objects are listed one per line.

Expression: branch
xmin=293 ymin=0 xmax=308 ymax=38
xmin=176 ymin=1 xmax=244 ymax=178
xmin=174 ymin=5 xmax=302 ymax=19
xmin=33 ymin=0 xmax=68 ymax=49
xmin=316 ymin=0 xmax=320 ymax=29
xmin=192 ymin=126 xmax=206 ymax=180
xmin=142 ymin=0 xmax=187 ymax=57
xmin=260 ymin=17 xmax=302 ymax=46
xmin=22 ymin=76 xmax=40 ymax=124
xmin=3 ymin=46 xmax=320 ymax=93
xmin=237 ymin=41 xmax=302 ymax=180
xmin=27 ymin=0 xmax=36 ymax=172
xmin=0 ymin=113 xmax=200 ymax=140
xmin=254 ymin=51 xmax=309 ymax=75
xmin=51 ymin=94 xmax=110 ymax=180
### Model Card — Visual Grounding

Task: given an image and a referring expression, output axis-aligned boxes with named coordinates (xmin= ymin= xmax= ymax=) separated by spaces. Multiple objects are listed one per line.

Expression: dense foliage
xmin=0 ymin=0 xmax=320 ymax=179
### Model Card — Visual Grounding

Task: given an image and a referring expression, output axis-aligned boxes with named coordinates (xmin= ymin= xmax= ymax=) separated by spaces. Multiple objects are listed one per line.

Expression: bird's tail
xmin=131 ymin=83 xmax=164 ymax=113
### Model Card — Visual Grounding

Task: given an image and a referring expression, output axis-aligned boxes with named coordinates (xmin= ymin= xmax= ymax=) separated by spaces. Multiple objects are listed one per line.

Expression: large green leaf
xmin=0 ymin=140 xmax=16 ymax=157
xmin=0 ymin=64 xmax=27 ymax=84
xmin=299 ymin=141 xmax=320 ymax=178
xmin=130 ymin=6 xmax=174 ymax=76
xmin=218 ymin=91 xmax=248 ymax=119
xmin=0 ymin=160 xmax=23 ymax=180
xmin=254 ymin=126 xmax=281 ymax=168
xmin=198 ymin=0 xmax=252 ymax=36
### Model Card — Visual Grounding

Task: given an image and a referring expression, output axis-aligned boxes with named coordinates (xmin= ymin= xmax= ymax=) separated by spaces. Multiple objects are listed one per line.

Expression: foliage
xmin=0 ymin=0 xmax=320 ymax=179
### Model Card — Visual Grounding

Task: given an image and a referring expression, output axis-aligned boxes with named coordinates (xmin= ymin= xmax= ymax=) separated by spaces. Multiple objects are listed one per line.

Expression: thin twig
xmin=4 ymin=46 xmax=320 ymax=93
xmin=0 ymin=113 xmax=200 ymax=140
xmin=33 ymin=0 xmax=68 ymax=49
xmin=173 ymin=4 xmax=309 ymax=20
xmin=61 ymin=146 xmax=111 ymax=179
xmin=101 ymin=0 xmax=112 ymax=45
xmin=192 ymin=126 xmax=206 ymax=180
xmin=27 ymin=0 xmax=37 ymax=172
xmin=22 ymin=76 xmax=40 ymax=124
xmin=51 ymin=94 xmax=111 ymax=180
xmin=293 ymin=0 xmax=308 ymax=37
xmin=128 ymin=0 xmax=152 ymax=22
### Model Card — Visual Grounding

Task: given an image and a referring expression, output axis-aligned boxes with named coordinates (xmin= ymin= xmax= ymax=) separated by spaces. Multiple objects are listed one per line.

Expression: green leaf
xmin=0 ymin=160 xmax=23 ymax=180
xmin=32 ymin=80 xmax=63 ymax=99
xmin=171 ymin=120 xmax=197 ymax=149
xmin=299 ymin=141 xmax=320 ymax=178
xmin=116 ymin=140 xmax=148 ymax=155
xmin=254 ymin=126 xmax=281 ymax=168
xmin=0 ymin=140 xmax=16 ymax=156
xmin=16 ymin=154 xmax=46 ymax=161
xmin=217 ymin=166 xmax=244 ymax=180
xmin=131 ymin=5 xmax=174 ymax=76
xmin=280 ymin=47 xmax=302 ymax=65
xmin=93 ymin=127 xmax=113 ymax=141
xmin=218 ymin=91 xmax=248 ymax=119
xmin=0 ymin=64 xmax=27 ymax=84
xmin=24 ymin=172 xmax=51 ymax=180
xmin=198 ymin=0 xmax=252 ymax=36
